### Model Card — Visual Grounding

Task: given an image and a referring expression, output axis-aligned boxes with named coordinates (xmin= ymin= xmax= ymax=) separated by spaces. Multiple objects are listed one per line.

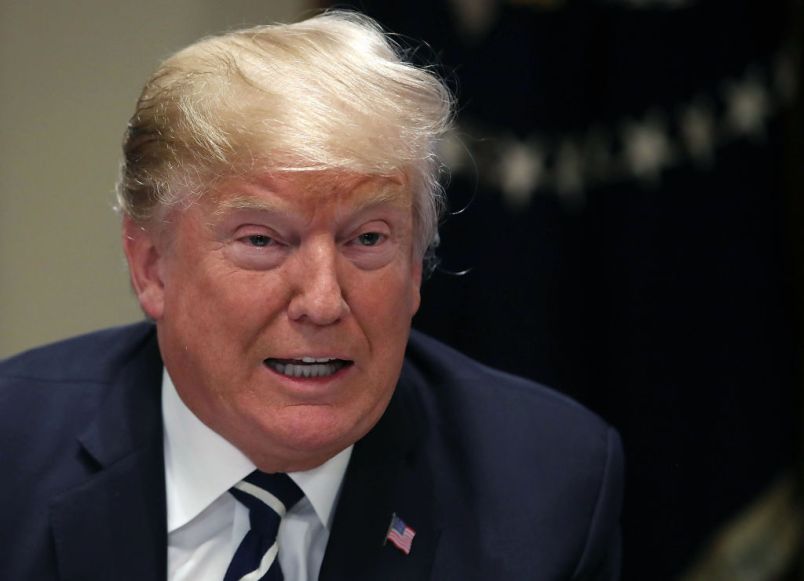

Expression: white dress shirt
xmin=162 ymin=369 xmax=352 ymax=581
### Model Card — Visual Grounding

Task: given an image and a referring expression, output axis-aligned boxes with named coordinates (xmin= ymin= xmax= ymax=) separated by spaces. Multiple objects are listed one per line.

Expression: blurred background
xmin=1 ymin=0 xmax=802 ymax=579
xmin=0 ymin=0 xmax=308 ymax=357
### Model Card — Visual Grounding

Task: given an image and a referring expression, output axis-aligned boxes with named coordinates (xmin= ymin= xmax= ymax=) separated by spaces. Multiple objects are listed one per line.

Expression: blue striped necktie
xmin=224 ymin=471 xmax=304 ymax=581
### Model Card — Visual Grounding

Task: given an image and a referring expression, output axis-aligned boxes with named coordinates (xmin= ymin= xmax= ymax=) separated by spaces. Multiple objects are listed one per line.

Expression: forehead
xmin=206 ymin=171 xmax=412 ymax=216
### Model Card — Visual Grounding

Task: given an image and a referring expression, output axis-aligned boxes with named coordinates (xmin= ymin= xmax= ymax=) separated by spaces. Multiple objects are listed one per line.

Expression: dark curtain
xmin=327 ymin=1 xmax=803 ymax=578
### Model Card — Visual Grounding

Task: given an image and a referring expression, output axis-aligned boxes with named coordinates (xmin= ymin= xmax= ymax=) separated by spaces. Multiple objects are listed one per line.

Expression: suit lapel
xmin=48 ymin=326 xmax=441 ymax=580
xmin=319 ymin=363 xmax=441 ymax=581
xmin=50 ymin=330 xmax=168 ymax=581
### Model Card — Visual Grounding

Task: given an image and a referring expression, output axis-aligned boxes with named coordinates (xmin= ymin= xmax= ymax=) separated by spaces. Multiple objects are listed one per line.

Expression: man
xmin=0 ymin=11 xmax=623 ymax=581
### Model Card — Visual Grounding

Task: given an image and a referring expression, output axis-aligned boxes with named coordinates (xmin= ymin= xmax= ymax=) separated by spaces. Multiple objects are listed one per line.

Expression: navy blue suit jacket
xmin=0 ymin=323 xmax=623 ymax=580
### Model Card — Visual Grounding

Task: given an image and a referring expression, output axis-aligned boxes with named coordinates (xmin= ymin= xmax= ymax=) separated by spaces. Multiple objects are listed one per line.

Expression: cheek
xmin=350 ymin=271 xmax=418 ymax=385
xmin=162 ymin=260 xmax=285 ymax=352
xmin=352 ymin=272 xmax=419 ymax=326
xmin=350 ymin=254 xmax=421 ymax=315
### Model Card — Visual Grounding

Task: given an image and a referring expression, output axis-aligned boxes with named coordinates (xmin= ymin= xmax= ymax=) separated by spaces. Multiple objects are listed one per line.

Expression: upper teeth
xmin=265 ymin=358 xmax=346 ymax=378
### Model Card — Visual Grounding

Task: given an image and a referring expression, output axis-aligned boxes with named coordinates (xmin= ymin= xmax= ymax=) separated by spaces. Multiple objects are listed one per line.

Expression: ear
xmin=122 ymin=216 xmax=166 ymax=320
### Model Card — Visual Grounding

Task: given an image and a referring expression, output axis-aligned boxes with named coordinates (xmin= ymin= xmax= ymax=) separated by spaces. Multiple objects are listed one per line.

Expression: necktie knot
xmin=225 ymin=471 xmax=304 ymax=581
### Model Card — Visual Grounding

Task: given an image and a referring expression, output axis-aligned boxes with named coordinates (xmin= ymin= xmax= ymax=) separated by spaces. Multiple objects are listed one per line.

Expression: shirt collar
xmin=162 ymin=368 xmax=352 ymax=533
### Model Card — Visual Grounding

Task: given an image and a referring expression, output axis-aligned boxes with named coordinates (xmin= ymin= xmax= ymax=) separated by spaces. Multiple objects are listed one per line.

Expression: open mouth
xmin=264 ymin=357 xmax=352 ymax=379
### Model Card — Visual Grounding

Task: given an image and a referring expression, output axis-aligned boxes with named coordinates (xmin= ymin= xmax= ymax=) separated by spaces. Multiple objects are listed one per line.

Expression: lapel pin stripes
xmin=385 ymin=513 xmax=416 ymax=555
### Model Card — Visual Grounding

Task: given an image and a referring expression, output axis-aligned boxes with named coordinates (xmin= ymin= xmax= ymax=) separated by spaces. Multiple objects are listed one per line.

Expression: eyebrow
xmin=213 ymin=195 xmax=285 ymax=215
xmin=213 ymin=182 xmax=411 ymax=216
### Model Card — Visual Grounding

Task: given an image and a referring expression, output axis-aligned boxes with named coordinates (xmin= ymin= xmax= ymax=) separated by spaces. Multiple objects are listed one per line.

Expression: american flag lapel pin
xmin=385 ymin=513 xmax=416 ymax=555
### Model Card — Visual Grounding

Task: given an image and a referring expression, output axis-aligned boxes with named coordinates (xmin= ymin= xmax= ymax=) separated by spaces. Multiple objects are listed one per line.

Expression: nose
xmin=287 ymin=240 xmax=349 ymax=326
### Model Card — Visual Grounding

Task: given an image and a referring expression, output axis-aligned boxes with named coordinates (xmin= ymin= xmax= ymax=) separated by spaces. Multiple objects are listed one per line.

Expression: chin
xmin=254 ymin=406 xmax=366 ymax=465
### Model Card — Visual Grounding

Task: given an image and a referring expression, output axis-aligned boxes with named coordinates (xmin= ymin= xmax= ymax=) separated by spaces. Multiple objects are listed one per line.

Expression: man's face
xmin=125 ymin=172 xmax=422 ymax=472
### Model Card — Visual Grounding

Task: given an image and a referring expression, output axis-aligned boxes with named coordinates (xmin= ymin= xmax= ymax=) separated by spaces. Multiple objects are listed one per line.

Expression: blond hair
xmin=116 ymin=10 xmax=454 ymax=262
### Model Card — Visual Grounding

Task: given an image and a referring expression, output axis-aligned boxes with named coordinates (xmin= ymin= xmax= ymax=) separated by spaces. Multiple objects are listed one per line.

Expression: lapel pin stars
xmin=385 ymin=513 xmax=416 ymax=555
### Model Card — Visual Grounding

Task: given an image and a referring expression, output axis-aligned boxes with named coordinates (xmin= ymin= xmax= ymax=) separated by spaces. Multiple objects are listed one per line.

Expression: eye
xmin=246 ymin=234 xmax=273 ymax=247
xmin=356 ymin=232 xmax=383 ymax=246
xmin=228 ymin=231 xmax=285 ymax=271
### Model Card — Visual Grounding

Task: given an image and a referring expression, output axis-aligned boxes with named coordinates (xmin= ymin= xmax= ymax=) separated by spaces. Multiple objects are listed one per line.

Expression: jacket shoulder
xmin=405 ymin=329 xmax=613 ymax=437
xmin=0 ymin=323 xmax=164 ymax=581
xmin=0 ymin=322 xmax=160 ymax=447
xmin=403 ymin=330 xmax=624 ymax=579
xmin=0 ymin=322 xmax=156 ymax=384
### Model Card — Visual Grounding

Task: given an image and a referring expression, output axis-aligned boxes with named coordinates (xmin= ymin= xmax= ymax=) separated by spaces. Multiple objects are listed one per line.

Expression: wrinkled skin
xmin=124 ymin=171 xmax=422 ymax=472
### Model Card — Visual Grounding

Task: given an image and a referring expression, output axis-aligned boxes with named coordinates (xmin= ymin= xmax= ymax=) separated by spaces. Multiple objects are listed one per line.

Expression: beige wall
xmin=0 ymin=0 xmax=312 ymax=358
